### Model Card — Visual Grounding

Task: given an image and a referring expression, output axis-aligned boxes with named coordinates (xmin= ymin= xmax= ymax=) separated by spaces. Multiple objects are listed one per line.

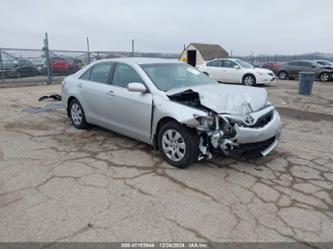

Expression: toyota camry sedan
xmin=197 ymin=58 xmax=276 ymax=86
xmin=62 ymin=58 xmax=282 ymax=168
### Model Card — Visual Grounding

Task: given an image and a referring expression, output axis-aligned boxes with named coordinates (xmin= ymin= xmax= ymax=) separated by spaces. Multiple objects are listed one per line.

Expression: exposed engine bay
xmin=168 ymin=88 xmax=282 ymax=160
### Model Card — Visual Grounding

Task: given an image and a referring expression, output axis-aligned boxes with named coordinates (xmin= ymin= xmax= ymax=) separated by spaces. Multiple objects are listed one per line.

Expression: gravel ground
xmin=0 ymin=80 xmax=332 ymax=242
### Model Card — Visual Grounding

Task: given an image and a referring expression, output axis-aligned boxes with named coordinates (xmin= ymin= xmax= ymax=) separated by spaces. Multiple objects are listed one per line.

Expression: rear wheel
xmin=242 ymin=74 xmax=256 ymax=86
xmin=320 ymin=72 xmax=330 ymax=82
xmin=278 ymin=71 xmax=288 ymax=80
xmin=69 ymin=99 xmax=89 ymax=129
xmin=158 ymin=121 xmax=199 ymax=168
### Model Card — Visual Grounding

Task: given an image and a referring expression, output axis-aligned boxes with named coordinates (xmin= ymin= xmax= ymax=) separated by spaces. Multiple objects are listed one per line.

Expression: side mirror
xmin=234 ymin=65 xmax=240 ymax=69
xmin=127 ymin=82 xmax=147 ymax=93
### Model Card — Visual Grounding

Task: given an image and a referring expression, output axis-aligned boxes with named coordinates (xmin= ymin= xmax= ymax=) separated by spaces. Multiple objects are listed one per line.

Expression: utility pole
xmin=86 ymin=37 xmax=91 ymax=64
xmin=0 ymin=49 xmax=4 ymax=82
xmin=44 ymin=32 xmax=52 ymax=85
xmin=131 ymin=39 xmax=135 ymax=57
xmin=230 ymin=49 xmax=233 ymax=57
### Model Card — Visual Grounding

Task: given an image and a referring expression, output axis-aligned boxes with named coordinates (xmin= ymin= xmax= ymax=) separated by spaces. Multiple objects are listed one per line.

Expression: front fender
xmin=152 ymin=96 xmax=208 ymax=137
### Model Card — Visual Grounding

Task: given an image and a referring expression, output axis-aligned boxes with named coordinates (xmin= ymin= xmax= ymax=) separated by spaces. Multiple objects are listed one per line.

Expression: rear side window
xmin=207 ymin=60 xmax=221 ymax=67
xmin=89 ymin=63 xmax=113 ymax=84
xmin=112 ymin=63 xmax=144 ymax=88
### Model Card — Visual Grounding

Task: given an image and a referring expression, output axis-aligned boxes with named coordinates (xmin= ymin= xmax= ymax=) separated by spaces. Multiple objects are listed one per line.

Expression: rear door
xmin=205 ymin=60 xmax=223 ymax=81
xmin=78 ymin=62 xmax=114 ymax=126
xmin=106 ymin=63 xmax=153 ymax=143
xmin=288 ymin=61 xmax=301 ymax=77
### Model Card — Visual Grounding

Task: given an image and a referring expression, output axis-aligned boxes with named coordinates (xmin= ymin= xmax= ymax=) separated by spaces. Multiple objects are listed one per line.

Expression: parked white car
xmin=197 ymin=58 xmax=276 ymax=86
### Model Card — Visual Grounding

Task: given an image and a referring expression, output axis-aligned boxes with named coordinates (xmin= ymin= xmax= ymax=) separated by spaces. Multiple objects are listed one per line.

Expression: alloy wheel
xmin=70 ymin=103 xmax=83 ymax=126
xmin=279 ymin=72 xmax=287 ymax=80
xmin=244 ymin=76 xmax=254 ymax=86
xmin=161 ymin=129 xmax=186 ymax=162
xmin=320 ymin=73 xmax=329 ymax=82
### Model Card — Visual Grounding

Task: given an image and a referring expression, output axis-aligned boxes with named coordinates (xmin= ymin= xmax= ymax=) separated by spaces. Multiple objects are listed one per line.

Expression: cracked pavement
xmin=0 ymin=81 xmax=332 ymax=242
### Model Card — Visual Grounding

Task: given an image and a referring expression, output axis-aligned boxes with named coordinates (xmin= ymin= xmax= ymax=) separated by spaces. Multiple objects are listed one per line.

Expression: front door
xmin=187 ymin=50 xmax=197 ymax=67
xmin=106 ymin=63 xmax=153 ymax=143
xmin=221 ymin=60 xmax=243 ymax=83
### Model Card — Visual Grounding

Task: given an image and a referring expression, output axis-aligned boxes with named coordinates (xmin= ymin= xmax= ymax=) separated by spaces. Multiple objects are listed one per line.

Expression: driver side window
xmin=222 ymin=60 xmax=237 ymax=68
xmin=112 ymin=63 xmax=144 ymax=88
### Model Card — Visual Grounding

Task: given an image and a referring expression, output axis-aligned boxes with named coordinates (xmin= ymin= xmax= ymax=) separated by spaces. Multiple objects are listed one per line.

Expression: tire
xmin=278 ymin=71 xmax=288 ymax=80
xmin=157 ymin=121 xmax=199 ymax=168
xmin=242 ymin=74 xmax=256 ymax=86
xmin=69 ymin=99 xmax=89 ymax=129
xmin=320 ymin=72 xmax=330 ymax=82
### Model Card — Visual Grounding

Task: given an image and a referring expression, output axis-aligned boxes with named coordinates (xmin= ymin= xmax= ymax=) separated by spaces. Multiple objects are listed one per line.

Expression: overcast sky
xmin=0 ymin=0 xmax=332 ymax=55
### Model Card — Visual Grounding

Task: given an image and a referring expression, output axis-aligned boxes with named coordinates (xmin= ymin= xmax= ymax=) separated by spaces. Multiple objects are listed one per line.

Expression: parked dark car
xmin=31 ymin=58 xmax=47 ymax=75
xmin=0 ymin=59 xmax=37 ymax=78
xmin=262 ymin=63 xmax=280 ymax=74
xmin=278 ymin=60 xmax=333 ymax=82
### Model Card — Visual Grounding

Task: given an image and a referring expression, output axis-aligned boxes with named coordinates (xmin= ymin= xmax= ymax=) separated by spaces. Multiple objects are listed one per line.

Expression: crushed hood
xmin=167 ymin=84 xmax=268 ymax=115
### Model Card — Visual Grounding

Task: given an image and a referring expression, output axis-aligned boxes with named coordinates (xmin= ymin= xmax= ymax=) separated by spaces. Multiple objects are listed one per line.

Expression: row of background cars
xmin=1 ymin=53 xmax=333 ymax=84
xmin=262 ymin=59 xmax=333 ymax=82
xmin=197 ymin=58 xmax=333 ymax=87
xmin=0 ymin=57 xmax=83 ymax=78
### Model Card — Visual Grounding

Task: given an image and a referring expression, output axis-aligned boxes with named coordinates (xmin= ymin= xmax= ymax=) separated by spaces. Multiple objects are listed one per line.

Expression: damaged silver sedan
xmin=62 ymin=58 xmax=282 ymax=168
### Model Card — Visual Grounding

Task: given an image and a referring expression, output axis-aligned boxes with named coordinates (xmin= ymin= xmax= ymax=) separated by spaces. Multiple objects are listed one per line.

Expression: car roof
xmin=207 ymin=58 xmax=239 ymax=63
xmin=96 ymin=57 xmax=180 ymax=65
xmin=289 ymin=59 xmax=313 ymax=62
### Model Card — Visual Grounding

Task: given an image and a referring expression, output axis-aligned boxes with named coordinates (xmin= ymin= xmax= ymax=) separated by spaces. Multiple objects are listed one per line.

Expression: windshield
xmin=141 ymin=63 xmax=217 ymax=92
xmin=234 ymin=59 xmax=254 ymax=69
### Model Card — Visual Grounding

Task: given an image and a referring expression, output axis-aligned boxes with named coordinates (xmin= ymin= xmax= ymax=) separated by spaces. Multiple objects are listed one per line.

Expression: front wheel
xmin=69 ymin=99 xmax=89 ymax=129
xmin=320 ymin=72 xmax=330 ymax=82
xmin=158 ymin=121 xmax=199 ymax=168
xmin=242 ymin=74 xmax=256 ymax=86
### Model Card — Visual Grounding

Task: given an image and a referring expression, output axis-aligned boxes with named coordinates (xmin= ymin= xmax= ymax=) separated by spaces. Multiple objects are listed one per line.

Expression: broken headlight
xmin=228 ymin=118 xmax=245 ymax=127
xmin=193 ymin=114 xmax=215 ymax=131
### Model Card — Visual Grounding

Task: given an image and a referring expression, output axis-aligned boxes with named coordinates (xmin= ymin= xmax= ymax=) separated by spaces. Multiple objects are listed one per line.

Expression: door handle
xmin=78 ymin=83 xmax=83 ymax=88
xmin=107 ymin=90 xmax=115 ymax=96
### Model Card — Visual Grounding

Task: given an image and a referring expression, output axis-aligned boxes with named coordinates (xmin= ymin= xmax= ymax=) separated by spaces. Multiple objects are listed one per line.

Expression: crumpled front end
xmin=166 ymin=85 xmax=282 ymax=160
xmin=191 ymin=105 xmax=282 ymax=160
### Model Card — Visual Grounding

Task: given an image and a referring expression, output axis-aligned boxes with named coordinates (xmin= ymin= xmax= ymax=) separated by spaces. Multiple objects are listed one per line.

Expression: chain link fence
xmin=0 ymin=47 xmax=179 ymax=85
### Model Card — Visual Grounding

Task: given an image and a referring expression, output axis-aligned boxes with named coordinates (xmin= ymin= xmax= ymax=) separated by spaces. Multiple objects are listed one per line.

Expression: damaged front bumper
xmin=196 ymin=106 xmax=282 ymax=160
